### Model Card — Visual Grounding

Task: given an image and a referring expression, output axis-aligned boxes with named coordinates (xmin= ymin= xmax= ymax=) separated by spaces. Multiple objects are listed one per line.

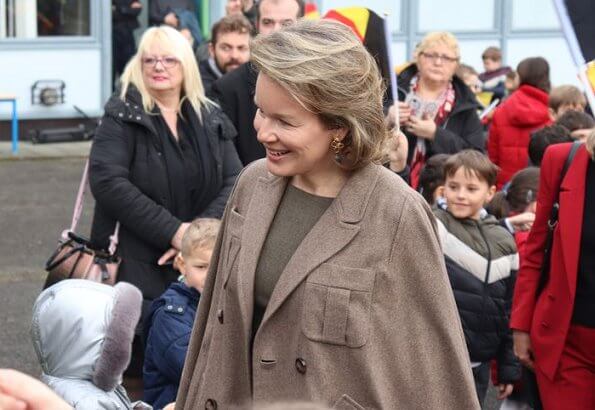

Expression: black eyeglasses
xmin=142 ymin=56 xmax=180 ymax=68
xmin=420 ymin=52 xmax=458 ymax=64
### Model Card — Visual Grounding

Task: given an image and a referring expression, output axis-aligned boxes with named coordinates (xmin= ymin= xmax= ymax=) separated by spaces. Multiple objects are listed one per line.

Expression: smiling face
xmin=444 ymin=167 xmax=496 ymax=220
xmin=141 ymin=43 xmax=184 ymax=95
xmin=417 ymin=43 xmax=459 ymax=86
xmin=254 ymin=73 xmax=346 ymax=185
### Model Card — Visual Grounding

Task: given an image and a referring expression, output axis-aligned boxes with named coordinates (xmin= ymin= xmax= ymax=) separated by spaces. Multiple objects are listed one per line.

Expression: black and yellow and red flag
xmin=323 ymin=7 xmax=394 ymax=105
xmin=554 ymin=0 xmax=595 ymax=110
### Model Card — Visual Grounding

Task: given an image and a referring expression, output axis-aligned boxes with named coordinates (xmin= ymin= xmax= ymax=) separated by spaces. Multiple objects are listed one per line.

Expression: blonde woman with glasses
xmin=88 ymin=25 xmax=241 ymax=393
xmin=175 ymin=20 xmax=479 ymax=410
xmin=390 ymin=31 xmax=485 ymax=189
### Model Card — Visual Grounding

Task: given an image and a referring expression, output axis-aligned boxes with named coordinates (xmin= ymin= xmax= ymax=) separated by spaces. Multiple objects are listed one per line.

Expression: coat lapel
xmin=237 ymin=173 xmax=287 ymax=336
xmin=558 ymin=146 xmax=589 ymax=296
xmin=258 ymin=164 xmax=380 ymax=331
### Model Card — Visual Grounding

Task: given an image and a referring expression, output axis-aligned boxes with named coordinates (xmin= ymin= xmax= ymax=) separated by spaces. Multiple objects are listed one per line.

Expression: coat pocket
xmin=302 ymin=263 xmax=375 ymax=348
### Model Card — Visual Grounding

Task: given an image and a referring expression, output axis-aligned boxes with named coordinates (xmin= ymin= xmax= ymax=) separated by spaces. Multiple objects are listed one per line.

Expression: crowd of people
xmin=0 ymin=0 xmax=594 ymax=409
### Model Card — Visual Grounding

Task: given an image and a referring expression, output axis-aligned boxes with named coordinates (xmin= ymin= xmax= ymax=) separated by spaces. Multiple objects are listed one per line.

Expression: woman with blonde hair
xmin=511 ymin=136 xmax=595 ymax=408
xmin=88 ymin=25 xmax=241 ymax=391
xmin=175 ymin=19 xmax=479 ymax=409
xmin=391 ymin=31 xmax=485 ymax=189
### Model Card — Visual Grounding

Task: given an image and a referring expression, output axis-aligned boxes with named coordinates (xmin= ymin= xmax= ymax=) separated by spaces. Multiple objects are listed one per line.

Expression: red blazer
xmin=488 ymin=85 xmax=552 ymax=189
xmin=510 ymin=143 xmax=590 ymax=380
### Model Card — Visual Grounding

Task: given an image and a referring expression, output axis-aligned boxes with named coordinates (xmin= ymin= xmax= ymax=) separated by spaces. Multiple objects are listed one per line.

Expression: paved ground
xmin=0 ymin=150 xmax=500 ymax=408
xmin=0 ymin=157 xmax=92 ymax=376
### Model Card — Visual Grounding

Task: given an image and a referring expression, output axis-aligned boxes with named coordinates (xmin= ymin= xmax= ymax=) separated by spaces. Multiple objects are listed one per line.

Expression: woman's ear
xmin=334 ymin=127 xmax=349 ymax=142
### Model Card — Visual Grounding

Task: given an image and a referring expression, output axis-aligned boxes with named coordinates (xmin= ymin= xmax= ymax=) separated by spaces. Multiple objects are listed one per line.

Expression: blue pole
xmin=11 ymin=99 xmax=18 ymax=155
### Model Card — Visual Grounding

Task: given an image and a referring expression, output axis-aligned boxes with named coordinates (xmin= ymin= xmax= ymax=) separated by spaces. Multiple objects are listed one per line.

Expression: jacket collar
xmin=516 ymin=84 xmax=549 ymax=106
xmin=558 ymin=144 xmax=590 ymax=295
xmin=236 ymin=163 xmax=380 ymax=338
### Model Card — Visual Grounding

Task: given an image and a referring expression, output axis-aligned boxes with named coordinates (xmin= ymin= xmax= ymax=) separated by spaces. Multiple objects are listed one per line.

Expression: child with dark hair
xmin=418 ymin=153 xmax=449 ymax=205
xmin=487 ymin=167 xmax=540 ymax=410
xmin=555 ymin=109 xmax=595 ymax=141
xmin=528 ymin=124 xmax=572 ymax=166
xmin=434 ymin=150 xmax=521 ymax=406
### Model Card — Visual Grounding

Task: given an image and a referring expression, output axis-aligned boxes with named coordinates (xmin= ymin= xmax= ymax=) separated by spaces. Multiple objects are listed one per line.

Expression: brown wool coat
xmin=176 ymin=160 xmax=479 ymax=410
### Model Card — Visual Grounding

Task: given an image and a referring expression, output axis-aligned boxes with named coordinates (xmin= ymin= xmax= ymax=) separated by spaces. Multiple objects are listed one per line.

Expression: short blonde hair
xmin=181 ymin=218 xmax=221 ymax=258
xmin=414 ymin=31 xmax=460 ymax=62
xmin=250 ymin=19 xmax=389 ymax=170
xmin=119 ymin=26 xmax=211 ymax=118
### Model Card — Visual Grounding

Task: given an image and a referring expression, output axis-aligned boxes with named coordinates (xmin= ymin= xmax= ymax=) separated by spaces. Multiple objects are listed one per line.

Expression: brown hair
xmin=555 ymin=110 xmax=595 ymax=132
xmin=482 ymin=46 xmax=502 ymax=61
xmin=443 ymin=150 xmax=499 ymax=187
xmin=211 ymin=14 xmax=253 ymax=45
xmin=250 ymin=19 xmax=388 ymax=170
xmin=486 ymin=167 xmax=539 ymax=219
xmin=456 ymin=63 xmax=477 ymax=79
xmin=181 ymin=218 xmax=221 ymax=258
xmin=549 ymin=85 xmax=587 ymax=112
xmin=517 ymin=57 xmax=551 ymax=93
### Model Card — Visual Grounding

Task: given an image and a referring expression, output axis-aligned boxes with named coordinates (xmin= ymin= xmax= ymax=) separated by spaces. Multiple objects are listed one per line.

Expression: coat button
xmin=217 ymin=309 xmax=224 ymax=323
xmin=205 ymin=399 xmax=217 ymax=410
xmin=295 ymin=357 xmax=307 ymax=374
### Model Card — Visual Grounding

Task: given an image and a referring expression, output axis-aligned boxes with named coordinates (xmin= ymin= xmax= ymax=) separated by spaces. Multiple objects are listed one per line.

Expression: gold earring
xmin=331 ymin=137 xmax=345 ymax=163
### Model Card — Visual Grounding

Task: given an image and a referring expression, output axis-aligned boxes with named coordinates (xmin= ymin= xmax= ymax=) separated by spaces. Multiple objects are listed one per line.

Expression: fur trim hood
xmin=31 ymin=280 xmax=142 ymax=391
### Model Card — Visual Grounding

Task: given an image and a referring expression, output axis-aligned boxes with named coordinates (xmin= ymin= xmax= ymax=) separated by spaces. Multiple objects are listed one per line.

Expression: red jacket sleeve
xmin=487 ymin=111 xmax=501 ymax=166
xmin=510 ymin=144 xmax=570 ymax=331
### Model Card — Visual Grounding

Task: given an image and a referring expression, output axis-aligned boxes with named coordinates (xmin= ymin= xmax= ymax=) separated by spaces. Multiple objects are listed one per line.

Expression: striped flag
xmin=323 ymin=7 xmax=393 ymax=104
xmin=553 ymin=0 xmax=595 ymax=110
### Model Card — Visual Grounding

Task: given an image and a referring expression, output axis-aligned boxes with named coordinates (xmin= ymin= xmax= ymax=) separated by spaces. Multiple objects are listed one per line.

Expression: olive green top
xmin=252 ymin=184 xmax=333 ymax=336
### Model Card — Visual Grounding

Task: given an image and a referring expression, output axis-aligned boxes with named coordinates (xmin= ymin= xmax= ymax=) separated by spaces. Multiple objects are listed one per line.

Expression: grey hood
xmin=31 ymin=280 xmax=142 ymax=391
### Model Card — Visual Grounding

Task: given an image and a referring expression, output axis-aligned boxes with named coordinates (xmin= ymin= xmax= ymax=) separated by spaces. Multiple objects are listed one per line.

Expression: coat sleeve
xmin=383 ymin=194 xmax=480 ymax=409
xmin=199 ymin=111 xmax=243 ymax=219
xmin=175 ymin=167 xmax=249 ymax=409
xmin=432 ymin=109 xmax=485 ymax=155
xmin=510 ymin=146 xmax=566 ymax=331
xmin=150 ymin=310 xmax=193 ymax=383
xmin=487 ymin=113 xmax=501 ymax=166
xmin=89 ymin=114 xmax=181 ymax=250
xmin=496 ymin=266 xmax=522 ymax=383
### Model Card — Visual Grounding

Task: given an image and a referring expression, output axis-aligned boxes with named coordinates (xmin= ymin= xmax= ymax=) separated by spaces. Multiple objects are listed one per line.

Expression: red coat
xmin=488 ymin=85 xmax=552 ymax=189
xmin=510 ymin=143 xmax=590 ymax=380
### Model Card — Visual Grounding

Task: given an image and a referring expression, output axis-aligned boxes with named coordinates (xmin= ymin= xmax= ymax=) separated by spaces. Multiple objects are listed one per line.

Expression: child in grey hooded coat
xmin=30 ymin=279 xmax=152 ymax=410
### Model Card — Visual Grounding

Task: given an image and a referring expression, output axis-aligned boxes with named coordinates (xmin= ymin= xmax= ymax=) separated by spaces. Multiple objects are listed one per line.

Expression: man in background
xmin=199 ymin=14 xmax=252 ymax=97
xmin=211 ymin=0 xmax=305 ymax=165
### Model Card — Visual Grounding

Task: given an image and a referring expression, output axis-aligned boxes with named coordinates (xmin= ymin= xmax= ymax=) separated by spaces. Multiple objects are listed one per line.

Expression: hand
xmin=570 ymin=127 xmax=593 ymax=141
xmin=387 ymin=129 xmax=409 ymax=173
xmin=164 ymin=12 xmax=179 ymax=27
xmin=391 ymin=102 xmax=412 ymax=128
xmin=0 ymin=369 xmax=72 ymax=410
xmin=513 ymin=330 xmax=534 ymax=370
xmin=171 ymin=222 xmax=190 ymax=250
xmin=406 ymin=114 xmax=437 ymax=140
xmin=130 ymin=1 xmax=142 ymax=8
xmin=507 ymin=212 xmax=535 ymax=232
xmin=163 ymin=403 xmax=175 ymax=410
xmin=497 ymin=383 xmax=514 ymax=400
xmin=158 ymin=247 xmax=179 ymax=266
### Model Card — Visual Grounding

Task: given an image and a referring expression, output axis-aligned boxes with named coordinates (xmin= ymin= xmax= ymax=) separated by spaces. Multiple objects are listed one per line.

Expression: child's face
xmin=177 ymin=247 xmax=213 ymax=293
xmin=556 ymin=103 xmax=585 ymax=118
xmin=483 ymin=57 xmax=501 ymax=72
xmin=444 ymin=167 xmax=496 ymax=220
xmin=463 ymin=73 xmax=481 ymax=95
